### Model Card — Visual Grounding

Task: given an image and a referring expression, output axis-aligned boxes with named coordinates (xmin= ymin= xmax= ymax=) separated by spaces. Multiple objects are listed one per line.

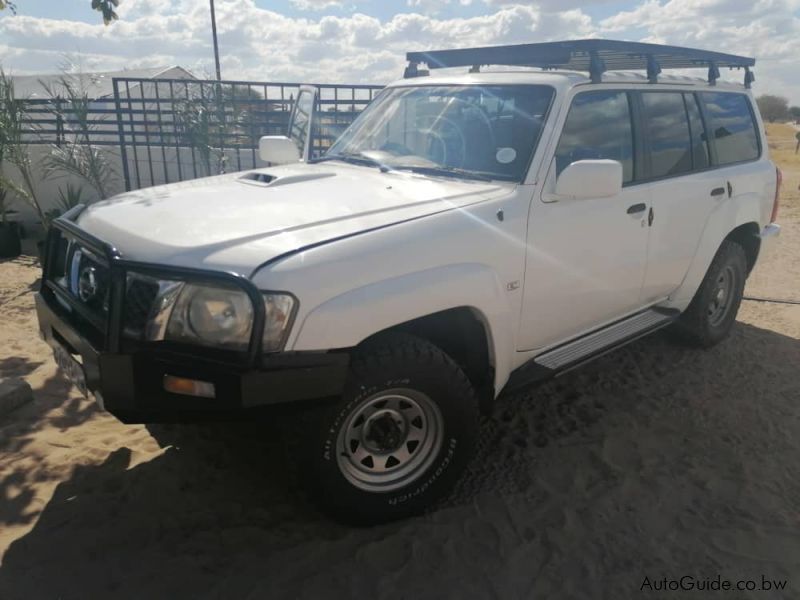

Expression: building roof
xmin=10 ymin=65 xmax=196 ymax=100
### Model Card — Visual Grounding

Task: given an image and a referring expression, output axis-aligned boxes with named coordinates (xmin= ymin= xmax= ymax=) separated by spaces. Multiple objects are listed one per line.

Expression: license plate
xmin=53 ymin=342 xmax=88 ymax=397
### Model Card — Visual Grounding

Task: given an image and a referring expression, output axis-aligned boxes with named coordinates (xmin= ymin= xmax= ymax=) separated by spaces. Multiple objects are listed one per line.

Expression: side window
xmin=684 ymin=93 xmax=710 ymax=170
xmin=641 ymin=92 xmax=693 ymax=178
xmin=555 ymin=91 xmax=634 ymax=183
xmin=700 ymin=92 xmax=760 ymax=165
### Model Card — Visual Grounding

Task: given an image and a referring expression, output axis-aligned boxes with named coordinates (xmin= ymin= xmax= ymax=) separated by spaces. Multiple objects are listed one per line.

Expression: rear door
xmin=639 ymin=91 xmax=768 ymax=302
xmin=700 ymin=91 xmax=771 ymax=224
xmin=287 ymin=85 xmax=319 ymax=161
xmin=638 ymin=91 xmax=724 ymax=302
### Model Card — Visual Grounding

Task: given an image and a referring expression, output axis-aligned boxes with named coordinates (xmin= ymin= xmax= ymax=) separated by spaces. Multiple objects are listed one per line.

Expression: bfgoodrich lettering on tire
xmin=306 ymin=332 xmax=479 ymax=524
xmin=671 ymin=239 xmax=747 ymax=348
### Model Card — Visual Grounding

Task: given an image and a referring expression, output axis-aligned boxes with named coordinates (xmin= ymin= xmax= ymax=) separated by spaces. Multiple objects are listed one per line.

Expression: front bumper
xmin=37 ymin=292 xmax=349 ymax=422
xmin=36 ymin=206 xmax=349 ymax=423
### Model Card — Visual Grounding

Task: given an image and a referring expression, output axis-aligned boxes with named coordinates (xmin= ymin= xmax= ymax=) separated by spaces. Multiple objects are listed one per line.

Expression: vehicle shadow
xmin=1 ymin=320 xmax=798 ymax=599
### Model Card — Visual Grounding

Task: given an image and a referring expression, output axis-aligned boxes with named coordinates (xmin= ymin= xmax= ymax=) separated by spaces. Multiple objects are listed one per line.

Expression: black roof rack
xmin=405 ymin=39 xmax=756 ymax=87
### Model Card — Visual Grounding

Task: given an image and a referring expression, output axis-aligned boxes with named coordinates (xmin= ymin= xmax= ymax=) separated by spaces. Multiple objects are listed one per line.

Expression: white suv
xmin=37 ymin=40 xmax=781 ymax=523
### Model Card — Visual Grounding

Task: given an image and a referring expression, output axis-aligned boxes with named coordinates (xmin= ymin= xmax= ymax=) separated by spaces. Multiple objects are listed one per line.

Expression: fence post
xmin=112 ymin=78 xmax=132 ymax=192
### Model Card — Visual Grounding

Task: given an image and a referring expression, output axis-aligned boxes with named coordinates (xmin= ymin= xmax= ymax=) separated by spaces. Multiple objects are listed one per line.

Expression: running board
xmin=534 ymin=308 xmax=678 ymax=370
xmin=504 ymin=308 xmax=679 ymax=393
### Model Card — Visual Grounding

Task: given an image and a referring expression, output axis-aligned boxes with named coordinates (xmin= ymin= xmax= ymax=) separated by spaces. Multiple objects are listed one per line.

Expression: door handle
xmin=711 ymin=187 xmax=726 ymax=197
xmin=627 ymin=203 xmax=647 ymax=214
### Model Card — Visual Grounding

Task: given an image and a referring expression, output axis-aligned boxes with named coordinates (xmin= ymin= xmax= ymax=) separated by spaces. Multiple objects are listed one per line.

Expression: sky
xmin=1 ymin=0 xmax=799 ymax=104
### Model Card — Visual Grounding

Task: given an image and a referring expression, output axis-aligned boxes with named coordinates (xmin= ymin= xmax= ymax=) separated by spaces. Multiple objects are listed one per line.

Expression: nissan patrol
xmin=37 ymin=40 xmax=782 ymax=523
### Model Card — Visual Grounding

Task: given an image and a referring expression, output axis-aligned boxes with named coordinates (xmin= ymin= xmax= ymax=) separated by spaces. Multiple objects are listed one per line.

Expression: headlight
xmin=166 ymin=283 xmax=254 ymax=350
xmin=262 ymin=293 xmax=295 ymax=352
xmin=126 ymin=275 xmax=296 ymax=353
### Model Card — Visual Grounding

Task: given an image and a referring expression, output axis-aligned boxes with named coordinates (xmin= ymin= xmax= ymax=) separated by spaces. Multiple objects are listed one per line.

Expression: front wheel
xmin=671 ymin=239 xmax=747 ymax=348
xmin=305 ymin=332 xmax=479 ymax=524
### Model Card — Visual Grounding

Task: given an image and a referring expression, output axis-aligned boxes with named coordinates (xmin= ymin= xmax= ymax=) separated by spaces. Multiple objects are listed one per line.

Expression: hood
xmin=77 ymin=162 xmax=508 ymax=275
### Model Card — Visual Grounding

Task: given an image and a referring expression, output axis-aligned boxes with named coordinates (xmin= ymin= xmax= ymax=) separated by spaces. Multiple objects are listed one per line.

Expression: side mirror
xmin=259 ymin=136 xmax=301 ymax=165
xmin=555 ymin=159 xmax=622 ymax=199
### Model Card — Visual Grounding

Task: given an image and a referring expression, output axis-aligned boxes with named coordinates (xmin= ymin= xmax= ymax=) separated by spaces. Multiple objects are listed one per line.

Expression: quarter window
xmin=641 ymin=92 xmax=693 ymax=178
xmin=555 ymin=91 xmax=634 ymax=183
xmin=700 ymin=92 xmax=760 ymax=165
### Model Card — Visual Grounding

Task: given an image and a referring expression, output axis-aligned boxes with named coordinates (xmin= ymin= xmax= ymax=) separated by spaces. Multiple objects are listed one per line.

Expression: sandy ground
xmin=1 ymin=125 xmax=799 ymax=599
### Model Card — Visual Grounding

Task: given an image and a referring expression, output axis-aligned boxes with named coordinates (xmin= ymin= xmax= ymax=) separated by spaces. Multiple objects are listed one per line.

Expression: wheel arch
xmin=665 ymin=195 xmax=763 ymax=311
xmin=724 ymin=221 xmax=761 ymax=275
xmin=359 ymin=307 xmax=496 ymax=413
xmin=290 ymin=263 xmax=515 ymax=408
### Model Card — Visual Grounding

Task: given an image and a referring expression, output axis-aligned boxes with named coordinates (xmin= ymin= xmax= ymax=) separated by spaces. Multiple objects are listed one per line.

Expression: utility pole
xmin=209 ymin=0 xmax=222 ymax=80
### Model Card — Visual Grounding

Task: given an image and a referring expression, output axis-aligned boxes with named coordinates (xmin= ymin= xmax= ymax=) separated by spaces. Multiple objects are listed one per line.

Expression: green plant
xmin=45 ymin=183 xmax=85 ymax=222
xmin=756 ymin=94 xmax=790 ymax=123
xmin=173 ymin=90 xmax=232 ymax=177
xmin=0 ymin=69 xmax=47 ymax=225
xmin=41 ymin=73 xmax=117 ymax=200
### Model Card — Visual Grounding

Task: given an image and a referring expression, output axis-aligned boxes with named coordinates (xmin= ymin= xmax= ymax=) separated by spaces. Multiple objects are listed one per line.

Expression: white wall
xmin=2 ymin=143 xmax=264 ymax=235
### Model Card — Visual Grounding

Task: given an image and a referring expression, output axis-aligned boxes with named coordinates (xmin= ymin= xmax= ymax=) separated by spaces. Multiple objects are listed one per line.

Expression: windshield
xmin=323 ymin=85 xmax=554 ymax=182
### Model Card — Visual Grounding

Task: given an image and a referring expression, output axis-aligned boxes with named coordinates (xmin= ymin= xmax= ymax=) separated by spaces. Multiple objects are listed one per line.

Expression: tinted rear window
xmin=555 ymin=91 xmax=634 ymax=183
xmin=700 ymin=92 xmax=760 ymax=165
xmin=641 ymin=92 xmax=693 ymax=178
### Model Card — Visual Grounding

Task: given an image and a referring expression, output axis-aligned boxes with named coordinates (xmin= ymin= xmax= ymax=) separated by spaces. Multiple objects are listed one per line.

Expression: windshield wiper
xmin=391 ymin=165 xmax=495 ymax=182
xmin=311 ymin=152 xmax=392 ymax=172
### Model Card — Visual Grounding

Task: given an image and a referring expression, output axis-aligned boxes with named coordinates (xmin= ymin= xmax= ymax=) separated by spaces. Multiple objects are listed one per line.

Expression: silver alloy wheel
xmin=707 ymin=264 xmax=736 ymax=327
xmin=336 ymin=389 xmax=444 ymax=493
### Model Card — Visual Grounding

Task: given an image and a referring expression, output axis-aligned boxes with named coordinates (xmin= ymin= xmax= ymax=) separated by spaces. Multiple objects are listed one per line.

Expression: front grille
xmin=43 ymin=208 xmax=263 ymax=365
xmin=124 ymin=277 xmax=159 ymax=336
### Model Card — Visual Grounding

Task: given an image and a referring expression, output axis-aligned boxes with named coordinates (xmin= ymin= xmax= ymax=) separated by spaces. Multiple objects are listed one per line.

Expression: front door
xmin=519 ymin=89 xmax=650 ymax=351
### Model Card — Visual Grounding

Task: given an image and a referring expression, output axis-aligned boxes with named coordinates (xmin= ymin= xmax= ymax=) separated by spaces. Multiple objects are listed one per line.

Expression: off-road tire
xmin=304 ymin=332 xmax=479 ymax=525
xmin=671 ymin=239 xmax=747 ymax=348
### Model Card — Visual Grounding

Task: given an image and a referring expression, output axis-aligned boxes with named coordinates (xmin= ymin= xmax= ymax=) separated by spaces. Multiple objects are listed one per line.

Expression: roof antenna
xmin=707 ymin=61 xmax=720 ymax=86
xmin=589 ymin=51 xmax=606 ymax=84
xmin=646 ymin=55 xmax=661 ymax=84
xmin=744 ymin=66 xmax=755 ymax=89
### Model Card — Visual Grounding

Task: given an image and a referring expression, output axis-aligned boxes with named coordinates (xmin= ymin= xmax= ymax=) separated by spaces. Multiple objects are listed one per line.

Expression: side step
xmin=534 ymin=308 xmax=678 ymax=370
xmin=505 ymin=308 xmax=679 ymax=393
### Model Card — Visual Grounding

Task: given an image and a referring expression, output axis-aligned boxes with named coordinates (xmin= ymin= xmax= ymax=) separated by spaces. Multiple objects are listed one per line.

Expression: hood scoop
xmin=239 ymin=171 xmax=335 ymax=188
xmin=240 ymin=172 xmax=276 ymax=185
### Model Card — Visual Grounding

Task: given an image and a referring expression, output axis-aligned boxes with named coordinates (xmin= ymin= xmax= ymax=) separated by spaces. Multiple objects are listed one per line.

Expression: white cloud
xmin=406 ymin=0 xmax=474 ymax=14
xmin=0 ymin=1 xmax=588 ymax=84
xmin=599 ymin=0 xmax=800 ymax=101
xmin=0 ymin=0 xmax=798 ymax=103
xmin=290 ymin=0 xmax=343 ymax=10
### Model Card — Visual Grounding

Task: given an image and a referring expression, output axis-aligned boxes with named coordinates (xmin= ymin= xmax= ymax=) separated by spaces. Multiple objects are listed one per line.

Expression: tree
xmin=0 ymin=0 xmax=119 ymax=24
xmin=756 ymin=94 xmax=790 ymax=123
xmin=790 ymin=106 xmax=800 ymax=124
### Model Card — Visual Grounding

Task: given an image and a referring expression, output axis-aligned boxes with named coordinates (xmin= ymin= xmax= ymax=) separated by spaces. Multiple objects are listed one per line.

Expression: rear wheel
xmin=304 ymin=332 xmax=479 ymax=524
xmin=672 ymin=240 xmax=747 ymax=348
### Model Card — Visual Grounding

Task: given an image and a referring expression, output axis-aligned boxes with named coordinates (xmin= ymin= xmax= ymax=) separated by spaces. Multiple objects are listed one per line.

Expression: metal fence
xmin=22 ymin=76 xmax=384 ymax=192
